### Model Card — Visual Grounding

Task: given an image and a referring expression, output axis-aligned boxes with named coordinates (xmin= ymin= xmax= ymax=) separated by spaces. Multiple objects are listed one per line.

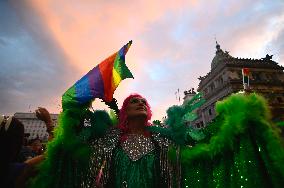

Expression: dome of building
xmin=211 ymin=41 xmax=232 ymax=70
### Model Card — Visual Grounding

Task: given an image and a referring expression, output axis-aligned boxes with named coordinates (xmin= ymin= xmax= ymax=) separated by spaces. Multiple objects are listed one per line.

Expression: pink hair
xmin=117 ymin=93 xmax=152 ymax=141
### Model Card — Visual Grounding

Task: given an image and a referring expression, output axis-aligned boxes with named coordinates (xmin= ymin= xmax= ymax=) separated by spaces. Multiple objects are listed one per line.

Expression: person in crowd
xmin=0 ymin=115 xmax=26 ymax=187
xmin=32 ymin=94 xmax=176 ymax=188
xmin=0 ymin=107 xmax=54 ymax=188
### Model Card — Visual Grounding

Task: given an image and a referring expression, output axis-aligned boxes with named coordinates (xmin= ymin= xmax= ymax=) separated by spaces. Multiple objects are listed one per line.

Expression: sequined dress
xmin=84 ymin=129 xmax=176 ymax=188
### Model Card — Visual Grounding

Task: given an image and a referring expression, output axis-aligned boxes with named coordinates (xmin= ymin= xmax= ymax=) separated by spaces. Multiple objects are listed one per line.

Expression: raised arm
xmin=35 ymin=107 xmax=54 ymax=140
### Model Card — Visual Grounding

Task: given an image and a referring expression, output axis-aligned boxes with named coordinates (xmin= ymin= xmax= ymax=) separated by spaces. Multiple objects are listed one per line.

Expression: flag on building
xmin=242 ymin=68 xmax=250 ymax=90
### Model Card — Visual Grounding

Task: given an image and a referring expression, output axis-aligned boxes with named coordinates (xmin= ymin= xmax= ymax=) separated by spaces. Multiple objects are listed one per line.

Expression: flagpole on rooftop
xmin=175 ymin=88 xmax=181 ymax=105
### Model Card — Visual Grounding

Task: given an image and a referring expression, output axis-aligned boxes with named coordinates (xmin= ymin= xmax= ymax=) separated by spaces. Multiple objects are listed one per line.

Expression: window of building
xmin=237 ymin=71 xmax=242 ymax=79
xmin=196 ymin=123 xmax=200 ymax=128
xmin=208 ymin=109 xmax=212 ymax=116
xmin=271 ymin=74 xmax=278 ymax=81
xmin=277 ymin=97 xmax=283 ymax=103
xmin=204 ymin=88 xmax=208 ymax=95
xmin=265 ymin=74 xmax=271 ymax=80
xmin=210 ymin=83 xmax=215 ymax=91
xmin=253 ymin=72 xmax=261 ymax=81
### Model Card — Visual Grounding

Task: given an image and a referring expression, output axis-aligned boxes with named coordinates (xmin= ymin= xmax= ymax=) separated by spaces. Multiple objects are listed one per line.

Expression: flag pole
xmin=242 ymin=68 xmax=250 ymax=92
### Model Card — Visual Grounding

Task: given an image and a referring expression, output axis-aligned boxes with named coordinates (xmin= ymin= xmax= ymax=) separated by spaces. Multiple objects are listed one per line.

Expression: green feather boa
xmin=31 ymin=108 xmax=114 ymax=188
xmin=147 ymin=93 xmax=205 ymax=145
xmin=161 ymin=93 xmax=284 ymax=187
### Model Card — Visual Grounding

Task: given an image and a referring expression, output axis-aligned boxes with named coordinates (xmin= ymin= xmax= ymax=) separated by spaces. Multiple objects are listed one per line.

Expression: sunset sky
xmin=1 ymin=0 xmax=284 ymax=121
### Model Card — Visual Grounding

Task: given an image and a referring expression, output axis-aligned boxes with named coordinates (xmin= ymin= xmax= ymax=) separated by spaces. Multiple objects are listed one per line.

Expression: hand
xmin=104 ymin=98 xmax=119 ymax=115
xmin=35 ymin=107 xmax=54 ymax=140
xmin=35 ymin=107 xmax=52 ymax=124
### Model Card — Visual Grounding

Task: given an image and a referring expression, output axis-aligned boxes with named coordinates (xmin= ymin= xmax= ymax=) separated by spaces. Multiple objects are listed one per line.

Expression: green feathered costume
xmin=31 ymin=92 xmax=284 ymax=188
xmin=31 ymin=107 xmax=176 ymax=188
xmin=178 ymin=93 xmax=284 ymax=188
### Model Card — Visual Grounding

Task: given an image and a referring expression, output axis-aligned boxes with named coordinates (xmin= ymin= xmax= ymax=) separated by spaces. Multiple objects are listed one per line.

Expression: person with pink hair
xmin=117 ymin=94 xmax=152 ymax=141
xmin=32 ymin=93 xmax=175 ymax=188
xmin=31 ymin=42 xmax=177 ymax=188
xmin=91 ymin=93 xmax=174 ymax=188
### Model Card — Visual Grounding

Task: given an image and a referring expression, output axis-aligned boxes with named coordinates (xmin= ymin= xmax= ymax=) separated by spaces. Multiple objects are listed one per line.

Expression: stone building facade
xmin=193 ymin=42 xmax=284 ymax=128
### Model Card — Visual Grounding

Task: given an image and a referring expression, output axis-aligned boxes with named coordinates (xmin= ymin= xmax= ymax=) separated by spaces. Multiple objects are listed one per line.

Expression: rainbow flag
xmin=62 ymin=41 xmax=133 ymax=109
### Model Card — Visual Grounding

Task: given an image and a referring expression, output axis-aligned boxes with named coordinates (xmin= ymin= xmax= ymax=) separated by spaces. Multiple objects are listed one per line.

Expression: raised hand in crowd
xmin=35 ymin=107 xmax=54 ymax=140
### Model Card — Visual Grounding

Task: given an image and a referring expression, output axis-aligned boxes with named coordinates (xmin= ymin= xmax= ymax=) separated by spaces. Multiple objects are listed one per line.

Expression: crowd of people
xmin=0 ymin=107 xmax=54 ymax=188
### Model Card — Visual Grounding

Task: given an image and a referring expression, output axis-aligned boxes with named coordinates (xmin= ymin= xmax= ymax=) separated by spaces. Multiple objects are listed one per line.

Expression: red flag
xmin=242 ymin=68 xmax=250 ymax=76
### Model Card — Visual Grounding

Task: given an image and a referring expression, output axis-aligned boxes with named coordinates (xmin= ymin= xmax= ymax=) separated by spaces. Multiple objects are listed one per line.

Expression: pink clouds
xmin=26 ymin=0 xmax=196 ymax=72
xmin=21 ymin=0 xmax=200 ymax=119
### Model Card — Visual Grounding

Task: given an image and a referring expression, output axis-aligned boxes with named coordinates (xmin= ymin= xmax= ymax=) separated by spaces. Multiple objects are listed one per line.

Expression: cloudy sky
xmin=1 ymin=0 xmax=284 ymax=120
